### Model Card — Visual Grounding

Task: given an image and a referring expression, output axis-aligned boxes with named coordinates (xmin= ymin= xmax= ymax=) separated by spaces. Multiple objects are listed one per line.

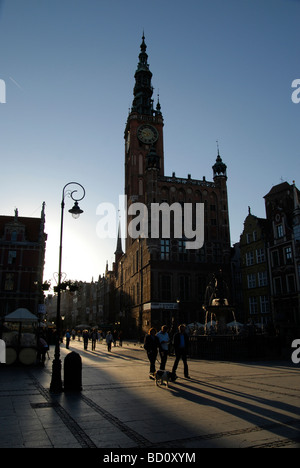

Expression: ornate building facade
xmin=240 ymin=181 xmax=300 ymax=332
xmin=240 ymin=209 xmax=271 ymax=325
xmin=264 ymin=181 xmax=300 ymax=328
xmin=0 ymin=204 xmax=47 ymax=317
xmin=112 ymin=35 xmax=232 ymax=337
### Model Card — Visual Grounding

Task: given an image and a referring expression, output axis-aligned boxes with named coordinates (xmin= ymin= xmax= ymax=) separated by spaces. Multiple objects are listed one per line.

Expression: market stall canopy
xmin=4 ymin=308 xmax=38 ymax=322
xmin=205 ymin=320 xmax=217 ymax=328
xmin=227 ymin=321 xmax=243 ymax=328
xmin=187 ymin=322 xmax=205 ymax=328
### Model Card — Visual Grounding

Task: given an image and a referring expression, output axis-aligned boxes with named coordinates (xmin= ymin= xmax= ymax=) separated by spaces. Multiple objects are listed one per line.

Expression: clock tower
xmin=113 ymin=34 xmax=232 ymax=335
xmin=124 ymin=34 xmax=164 ymax=248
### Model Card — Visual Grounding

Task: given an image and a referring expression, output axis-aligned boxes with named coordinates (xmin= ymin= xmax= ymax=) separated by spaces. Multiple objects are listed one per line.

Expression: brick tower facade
xmin=114 ymin=35 xmax=231 ymax=336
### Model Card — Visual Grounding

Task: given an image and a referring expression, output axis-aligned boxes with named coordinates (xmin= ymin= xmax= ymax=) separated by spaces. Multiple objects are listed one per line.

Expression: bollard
xmin=64 ymin=351 xmax=82 ymax=392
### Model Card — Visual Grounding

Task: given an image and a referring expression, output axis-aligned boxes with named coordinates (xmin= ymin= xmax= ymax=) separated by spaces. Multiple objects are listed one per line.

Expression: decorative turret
xmin=155 ymin=94 xmax=162 ymax=116
xmin=212 ymin=146 xmax=227 ymax=180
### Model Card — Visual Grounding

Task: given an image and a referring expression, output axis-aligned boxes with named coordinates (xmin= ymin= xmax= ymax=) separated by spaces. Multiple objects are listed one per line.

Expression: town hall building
xmin=112 ymin=35 xmax=231 ymax=336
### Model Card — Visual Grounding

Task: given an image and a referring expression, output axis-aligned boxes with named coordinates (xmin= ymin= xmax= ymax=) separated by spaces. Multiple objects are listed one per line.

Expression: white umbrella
xmin=75 ymin=324 xmax=91 ymax=329
xmin=187 ymin=322 xmax=205 ymax=329
xmin=4 ymin=309 xmax=38 ymax=352
xmin=205 ymin=320 xmax=216 ymax=328
xmin=227 ymin=321 xmax=243 ymax=328
xmin=187 ymin=323 xmax=196 ymax=328
xmin=196 ymin=322 xmax=205 ymax=328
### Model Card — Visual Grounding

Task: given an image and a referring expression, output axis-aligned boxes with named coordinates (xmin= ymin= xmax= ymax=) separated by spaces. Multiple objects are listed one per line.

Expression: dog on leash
xmin=153 ymin=370 xmax=177 ymax=387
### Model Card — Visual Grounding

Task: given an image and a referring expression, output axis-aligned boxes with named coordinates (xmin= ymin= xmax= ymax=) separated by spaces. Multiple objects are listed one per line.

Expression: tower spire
xmin=114 ymin=218 xmax=123 ymax=262
xmin=155 ymin=92 xmax=162 ymax=115
xmin=131 ymin=33 xmax=154 ymax=115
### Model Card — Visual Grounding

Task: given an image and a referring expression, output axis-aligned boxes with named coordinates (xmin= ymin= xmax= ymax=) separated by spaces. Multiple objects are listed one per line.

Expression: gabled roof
xmin=264 ymin=182 xmax=291 ymax=198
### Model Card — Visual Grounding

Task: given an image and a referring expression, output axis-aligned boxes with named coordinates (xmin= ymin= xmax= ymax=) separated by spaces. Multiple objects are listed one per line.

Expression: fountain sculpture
xmin=203 ymin=269 xmax=236 ymax=335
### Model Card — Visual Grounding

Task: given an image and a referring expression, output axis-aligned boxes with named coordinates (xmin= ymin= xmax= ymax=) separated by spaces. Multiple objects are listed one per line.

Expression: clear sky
xmin=1 ymin=0 xmax=299 ymax=286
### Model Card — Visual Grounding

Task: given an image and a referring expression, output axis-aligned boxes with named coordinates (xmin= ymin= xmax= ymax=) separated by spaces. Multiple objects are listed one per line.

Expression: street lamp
xmin=50 ymin=182 xmax=85 ymax=393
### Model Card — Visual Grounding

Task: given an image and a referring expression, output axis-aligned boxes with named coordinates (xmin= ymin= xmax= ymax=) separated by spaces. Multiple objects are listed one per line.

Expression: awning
xmin=4 ymin=308 xmax=38 ymax=322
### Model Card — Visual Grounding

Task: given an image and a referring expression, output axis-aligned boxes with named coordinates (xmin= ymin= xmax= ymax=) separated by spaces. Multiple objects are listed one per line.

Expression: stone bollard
xmin=64 ymin=351 xmax=82 ymax=392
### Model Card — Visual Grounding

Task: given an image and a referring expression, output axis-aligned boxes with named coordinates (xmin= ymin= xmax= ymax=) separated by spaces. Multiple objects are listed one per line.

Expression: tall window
xmin=249 ymin=296 xmax=258 ymax=314
xmin=247 ymin=274 xmax=256 ymax=289
xmin=138 ymin=179 xmax=143 ymax=196
xmin=256 ymin=248 xmax=265 ymax=263
xmin=4 ymin=273 xmax=14 ymax=291
xmin=260 ymin=296 xmax=269 ymax=314
xmin=287 ymin=274 xmax=296 ymax=293
xmin=246 ymin=251 xmax=254 ymax=266
xmin=179 ymin=275 xmax=190 ymax=301
xmin=139 ymin=154 xmax=143 ymax=174
xmin=273 ymin=277 xmax=282 ymax=295
xmin=8 ymin=251 xmax=17 ymax=265
xmin=161 ymin=275 xmax=172 ymax=301
xmin=276 ymin=224 xmax=284 ymax=238
xmin=258 ymin=271 xmax=268 ymax=287
xmin=285 ymin=246 xmax=293 ymax=263
xmin=178 ymin=239 xmax=187 ymax=261
xmin=135 ymin=250 xmax=139 ymax=272
xmin=160 ymin=239 xmax=170 ymax=260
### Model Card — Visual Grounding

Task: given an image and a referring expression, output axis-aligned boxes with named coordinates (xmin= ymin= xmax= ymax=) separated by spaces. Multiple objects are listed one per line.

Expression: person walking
xmin=113 ymin=330 xmax=118 ymax=346
xmin=83 ymin=329 xmax=89 ymax=350
xmin=37 ymin=335 xmax=48 ymax=366
xmin=91 ymin=329 xmax=97 ymax=350
xmin=105 ymin=331 xmax=114 ymax=352
xmin=156 ymin=325 xmax=169 ymax=370
xmin=65 ymin=329 xmax=71 ymax=349
xmin=172 ymin=324 xmax=190 ymax=379
xmin=144 ymin=328 xmax=160 ymax=376
xmin=118 ymin=330 xmax=123 ymax=347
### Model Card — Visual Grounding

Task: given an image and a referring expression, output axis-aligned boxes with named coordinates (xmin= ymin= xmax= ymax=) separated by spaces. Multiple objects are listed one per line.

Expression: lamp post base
xmin=50 ymin=358 xmax=63 ymax=393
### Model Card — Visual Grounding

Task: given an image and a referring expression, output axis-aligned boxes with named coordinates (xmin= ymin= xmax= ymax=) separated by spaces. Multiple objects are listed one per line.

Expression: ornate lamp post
xmin=50 ymin=182 xmax=85 ymax=393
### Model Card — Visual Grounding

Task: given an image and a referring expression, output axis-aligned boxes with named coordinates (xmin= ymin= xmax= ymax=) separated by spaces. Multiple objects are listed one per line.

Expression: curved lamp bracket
xmin=62 ymin=182 xmax=86 ymax=204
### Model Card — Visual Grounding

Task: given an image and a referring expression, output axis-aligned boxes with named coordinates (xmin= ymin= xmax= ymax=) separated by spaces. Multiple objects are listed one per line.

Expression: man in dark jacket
xmin=144 ymin=328 xmax=160 ymax=375
xmin=172 ymin=324 xmax=190 ymax=378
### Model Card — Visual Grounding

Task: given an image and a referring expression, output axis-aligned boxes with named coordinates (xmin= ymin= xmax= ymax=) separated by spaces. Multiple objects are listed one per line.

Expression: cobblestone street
xmin=0 ymin=339 xmax=299 ymax=451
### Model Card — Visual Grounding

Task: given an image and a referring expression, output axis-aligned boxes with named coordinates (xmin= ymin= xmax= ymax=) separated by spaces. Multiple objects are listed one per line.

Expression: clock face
xmin=137 ymin=124 xmax=158 ymax=144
